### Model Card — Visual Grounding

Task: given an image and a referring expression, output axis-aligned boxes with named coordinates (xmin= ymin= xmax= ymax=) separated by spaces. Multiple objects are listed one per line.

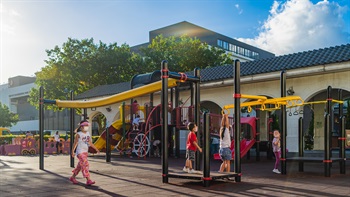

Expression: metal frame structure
xmin=39 ymin=88 xmax=76 ymax=170
xmin=221 ymin=60 xmax=348 ymax=178
xmin=286 ymin=86 xmax=347 ymax=176
xmin=161 ymin=60 xmax=239 ymax=187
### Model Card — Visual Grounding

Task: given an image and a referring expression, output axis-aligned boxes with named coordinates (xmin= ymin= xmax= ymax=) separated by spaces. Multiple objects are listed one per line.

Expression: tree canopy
xmin=140 ymin=35 xmax=232 ymax=72
xmin=29 ymin=35 xmax=232 ymax=109
xmin=28 ymin=38 xmax=143 ymax=109
xmin=0 ymin=102 xmax=19 ymax=127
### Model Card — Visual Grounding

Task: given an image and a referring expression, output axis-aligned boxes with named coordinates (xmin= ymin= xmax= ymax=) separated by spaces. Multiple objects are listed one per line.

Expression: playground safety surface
xmin=0 ymin=153 xmax=349 ymax=197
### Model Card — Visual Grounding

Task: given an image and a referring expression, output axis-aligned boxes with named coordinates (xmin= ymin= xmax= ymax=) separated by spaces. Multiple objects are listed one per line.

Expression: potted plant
xmin=305 ymin=111 xmax=314 ymax=150
xmin=345 ymin=100 xmax=350 ymax=147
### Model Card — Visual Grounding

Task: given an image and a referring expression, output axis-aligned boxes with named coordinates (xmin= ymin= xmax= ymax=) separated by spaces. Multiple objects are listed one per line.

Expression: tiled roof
xmin=76 ymin=82 xmax=130 ymax=99
xmin=77 ymin=44 xmax=350 ymax=99
xmin=200 ymin=43 xmax=350 ymax=82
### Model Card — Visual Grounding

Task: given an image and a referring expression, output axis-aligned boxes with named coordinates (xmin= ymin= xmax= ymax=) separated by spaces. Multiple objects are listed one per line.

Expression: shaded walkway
xmin=0 ymin=155 xmax=349 ymax=196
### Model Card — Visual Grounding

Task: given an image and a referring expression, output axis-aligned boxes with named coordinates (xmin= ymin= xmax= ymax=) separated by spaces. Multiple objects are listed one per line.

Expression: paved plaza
xmin=0 ymin=153 xmax=349 ymax=197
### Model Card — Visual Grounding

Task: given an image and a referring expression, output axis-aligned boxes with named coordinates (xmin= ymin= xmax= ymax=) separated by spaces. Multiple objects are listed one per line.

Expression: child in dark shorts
xmin=183 ymin=122 xmax=202 ymax=174
xmin=219 ymin=114 xmax=232 ymax=172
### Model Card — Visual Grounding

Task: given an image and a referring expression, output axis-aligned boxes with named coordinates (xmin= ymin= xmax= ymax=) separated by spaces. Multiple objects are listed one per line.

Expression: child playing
xmin=183 ymin=122 xmax=202 ymax=174
xmin=132 ymin=115 xmax=140 ymax=130
xmin=219 ymin=114 xmax=232 ymax=172
xmin=272 ymin=130 xmax=281 ymax=174
xmin=69 ymin=120 xmax=100 ymax=185
xmin=153 ymin=139 xmax=161 ymax=157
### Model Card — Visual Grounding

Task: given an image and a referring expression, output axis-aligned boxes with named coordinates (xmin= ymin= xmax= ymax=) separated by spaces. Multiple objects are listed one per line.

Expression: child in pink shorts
xmin=69 ymin=120 xmax=100 ymax=185
xmin=272 ymin=130 xmax=281 ymax=174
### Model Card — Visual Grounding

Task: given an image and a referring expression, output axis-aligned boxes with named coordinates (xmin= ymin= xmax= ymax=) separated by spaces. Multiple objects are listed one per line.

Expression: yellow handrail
xmin=240 ymin=94 xmax=267 ymax=100
xmin=222 ymin=95 xmax=344 ymax=113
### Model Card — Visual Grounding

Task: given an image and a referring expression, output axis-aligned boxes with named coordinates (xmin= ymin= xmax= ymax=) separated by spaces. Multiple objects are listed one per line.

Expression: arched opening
xmin=200 ymin=100 xmax=222 ymax=114
xmin=90 ymin=112 xmax=107 ymax=136
xmin=302 ymin=88 xmax=350 ymax=150
xmin=200 ymin=101 xmax=222 ymax=132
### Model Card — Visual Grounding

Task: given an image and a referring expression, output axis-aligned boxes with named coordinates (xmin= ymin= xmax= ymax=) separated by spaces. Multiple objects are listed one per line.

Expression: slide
xmin=89 ymin=119 xmax=131 ymax=153
xmin=213 ymin=138 xmax=256 ymax=160
xmin=213 ymin=117 xmax=257 ymax=160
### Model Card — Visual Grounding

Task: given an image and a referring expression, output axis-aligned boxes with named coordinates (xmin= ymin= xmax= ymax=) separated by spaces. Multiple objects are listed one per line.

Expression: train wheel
xmin=133 ymin=133 xmax=150 ymax=157
xmin=21 ymin=149 xmax=29 ymax=155
xmin=29 ymin=149 xmax=36 ymax=155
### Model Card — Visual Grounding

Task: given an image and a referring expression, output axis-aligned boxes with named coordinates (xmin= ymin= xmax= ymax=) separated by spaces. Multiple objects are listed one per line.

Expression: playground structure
xmin=0 ymin=127 xmax=11 ymax=136
xmin=4 ymin=76 xmax=182 ymax=159
xmin=88 ymin=104 xmax=142 ymax=155
xmin=38 ymin=60 xmax=249 ymax=187
xmin=223 ymin=62 xmax=347 ymax=177
xmin=38 ymin=66 xmax=208 ymax=169
xmin=91 ymin=99 xmax=196 ymax=158
xmin=204 ymin=88 xmax=303 ymax=164
xmin=33 ymin=58 xmax=347 ymax=186
xmin=286 ymin=86 xmax=347 ymax=176
xmin=212 ymin=117 xmax=257 ymax=160
xmin=160 ymin=61 xmax=244 ymax=187
xmin=38 ymin=78 xmax=178 ymax=168
xmin=161 ymin=59 xmax=347 ymax=186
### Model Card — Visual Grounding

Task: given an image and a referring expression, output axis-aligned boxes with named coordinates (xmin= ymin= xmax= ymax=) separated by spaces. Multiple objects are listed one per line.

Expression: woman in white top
xmin=69 ymin=120 xmax=99 ymax=186
xmin=53 ymin=131 xmax=61 ymax=154
xmin=219 ymin=114 xmax=232 ymax=172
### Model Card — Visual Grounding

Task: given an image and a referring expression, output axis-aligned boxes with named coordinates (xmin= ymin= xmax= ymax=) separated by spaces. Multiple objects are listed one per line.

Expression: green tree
xmin=140 ymin=35 xmax=232 ymax=72
xmin=29 ymin=38 xmax=144 ymax=109
xmin=305 ymin=110 xmax=314 ymax=150
xmin=0 ymin=102 xmax=19 ymax=127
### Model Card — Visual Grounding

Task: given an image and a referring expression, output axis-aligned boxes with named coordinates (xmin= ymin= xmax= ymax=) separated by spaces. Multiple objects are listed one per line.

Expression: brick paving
xmin=0 ymin=154 xmax=349 ymax=197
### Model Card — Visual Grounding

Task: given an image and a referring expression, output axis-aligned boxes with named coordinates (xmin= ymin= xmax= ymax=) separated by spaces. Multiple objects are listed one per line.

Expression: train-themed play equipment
xmin=0 ymin=135 xmax=70 ymax=156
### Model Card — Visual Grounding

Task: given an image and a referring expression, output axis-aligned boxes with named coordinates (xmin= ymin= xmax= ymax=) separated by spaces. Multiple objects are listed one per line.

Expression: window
xmin=217 ymin=39 xmax=223 ymax=47
xmin=217 ymin=39 xmax=260 ymax=59
xmin=252 ymin=52 xmax=259 ymax=59
xmin=237 ymin=46 xmax=244 ymax=55
xmin=245 ymin=49 xmax=252 ymax=58
xmin=229 ymin=43 xmax=236 ymax=53
xmin=223 ymin=41 xmax=228 ymax=50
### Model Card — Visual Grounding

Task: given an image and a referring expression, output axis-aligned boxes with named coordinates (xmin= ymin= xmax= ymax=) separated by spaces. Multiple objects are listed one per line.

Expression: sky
xmin=1 ymin=0 xmax=349 ymax=84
